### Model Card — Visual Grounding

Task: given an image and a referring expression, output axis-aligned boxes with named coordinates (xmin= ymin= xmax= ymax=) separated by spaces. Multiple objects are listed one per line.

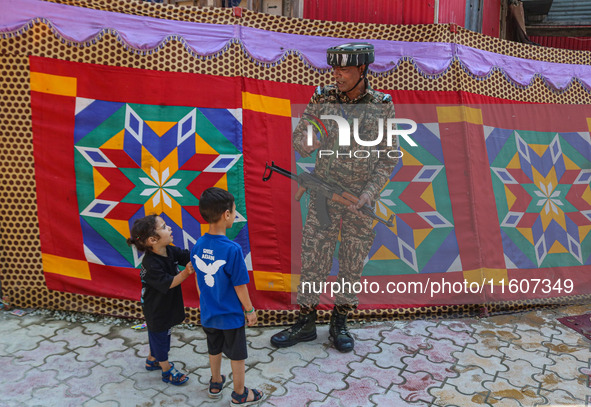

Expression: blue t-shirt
xmin=191 ymin=233 xmax=250 ymax=329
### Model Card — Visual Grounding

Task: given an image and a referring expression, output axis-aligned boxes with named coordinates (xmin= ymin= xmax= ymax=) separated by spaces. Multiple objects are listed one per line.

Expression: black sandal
xmin=230 ymin=386 xmax=263 ymax=405
xmin=208 ymin=375 xmax=226 ymax=399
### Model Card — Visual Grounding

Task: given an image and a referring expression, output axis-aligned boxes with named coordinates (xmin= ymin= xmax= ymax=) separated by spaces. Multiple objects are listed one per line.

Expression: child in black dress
xmin=127 ymin=214 xmax=194 ymax=385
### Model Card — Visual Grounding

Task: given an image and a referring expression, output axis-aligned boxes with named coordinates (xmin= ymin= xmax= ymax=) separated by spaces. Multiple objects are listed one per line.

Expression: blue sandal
xmin=161 ymin=363 xmax=189 ymax=386
xmin=145 ymin=359 xmax=161 ymax=371
xmin=231 ymin=386 xmax=263 ymax=405
xmin=208 ymin=375 xmax=226 ymax=399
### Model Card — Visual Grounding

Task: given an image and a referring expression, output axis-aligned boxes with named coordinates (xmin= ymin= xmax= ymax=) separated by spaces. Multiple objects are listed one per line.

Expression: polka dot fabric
xmin=2 ymin=2 xmax=591 ymax=325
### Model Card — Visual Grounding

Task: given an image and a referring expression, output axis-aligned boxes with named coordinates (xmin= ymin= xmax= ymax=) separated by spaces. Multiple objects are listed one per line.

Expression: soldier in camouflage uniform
xmin=270 ymin=43 xmax=398 ymax=353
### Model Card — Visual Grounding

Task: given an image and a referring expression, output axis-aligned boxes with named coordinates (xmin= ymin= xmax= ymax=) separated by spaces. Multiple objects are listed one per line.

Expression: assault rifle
xmin=262 ymin=161 xmax=394 ymax=228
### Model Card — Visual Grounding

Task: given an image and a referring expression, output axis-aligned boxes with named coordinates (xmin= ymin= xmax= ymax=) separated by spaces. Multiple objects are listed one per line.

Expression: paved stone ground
xmin=1 ymin=304 xmax=590 ymax=406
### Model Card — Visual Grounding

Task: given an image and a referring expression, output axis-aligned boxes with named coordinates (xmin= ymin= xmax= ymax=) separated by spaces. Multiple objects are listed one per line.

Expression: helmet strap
xmin=342 ymin=65 xmax=368 ymax=95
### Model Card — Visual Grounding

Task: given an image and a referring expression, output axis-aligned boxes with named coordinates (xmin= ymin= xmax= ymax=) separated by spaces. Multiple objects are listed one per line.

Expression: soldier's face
xmin=332 ymin=65 xmax=364 ymax=93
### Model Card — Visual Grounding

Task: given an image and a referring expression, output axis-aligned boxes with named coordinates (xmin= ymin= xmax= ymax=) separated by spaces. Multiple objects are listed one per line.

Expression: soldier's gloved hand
xmin=349 ymin=192 xmax=371 ymax=216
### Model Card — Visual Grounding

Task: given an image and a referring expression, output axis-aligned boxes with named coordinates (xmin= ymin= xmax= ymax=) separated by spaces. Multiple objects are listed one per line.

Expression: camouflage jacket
xmin=293 ymin=81 xmax=398 ymax=202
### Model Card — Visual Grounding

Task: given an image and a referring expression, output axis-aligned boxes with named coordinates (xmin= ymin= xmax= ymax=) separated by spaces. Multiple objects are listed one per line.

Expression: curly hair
xmin=126 ymin=214 xmax=159 ymax=252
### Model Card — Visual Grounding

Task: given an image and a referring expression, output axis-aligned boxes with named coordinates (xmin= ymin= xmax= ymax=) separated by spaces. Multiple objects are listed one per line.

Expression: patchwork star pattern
xmin=486 ymin=127 xmax=591 ymax=268
xmin=73 ymin=100 xmax=249 ymax=268
xmin=296 ymin=122 xmax=461 ymax=276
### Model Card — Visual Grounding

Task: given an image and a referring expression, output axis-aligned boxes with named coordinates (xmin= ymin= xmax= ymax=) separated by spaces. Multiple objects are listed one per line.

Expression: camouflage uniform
xmin=293 ymin=80 xmax=398 ymax=313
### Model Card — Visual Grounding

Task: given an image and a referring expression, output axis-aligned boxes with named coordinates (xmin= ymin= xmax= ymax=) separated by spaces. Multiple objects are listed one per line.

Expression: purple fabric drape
xmin=2 ymin=0 xmax=591 ymax=90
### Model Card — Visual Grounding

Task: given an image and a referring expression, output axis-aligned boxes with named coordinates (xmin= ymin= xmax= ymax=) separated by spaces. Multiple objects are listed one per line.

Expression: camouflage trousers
xmin=297 ymin=191 xmax=375 ymax=314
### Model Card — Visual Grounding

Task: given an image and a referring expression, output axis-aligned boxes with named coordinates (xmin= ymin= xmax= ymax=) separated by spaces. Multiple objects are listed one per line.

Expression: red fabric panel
xmin=31 ymin=90 xmax=82 ymax=259
xmin=29 ymin=57 xmax=241 ymax=108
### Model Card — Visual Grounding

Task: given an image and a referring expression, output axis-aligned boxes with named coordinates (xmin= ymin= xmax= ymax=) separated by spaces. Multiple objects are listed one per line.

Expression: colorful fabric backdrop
xmin=2 ymin=0 xmax=591 ymax=323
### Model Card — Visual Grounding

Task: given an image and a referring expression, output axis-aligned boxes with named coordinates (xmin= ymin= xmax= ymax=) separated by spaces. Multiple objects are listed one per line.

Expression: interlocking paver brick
xmin=352 ymin=322 xmax=394 ymax=340
xmin=0 ymin=355 xmax=34 ymax=384
xmin=312 ymin=346 xmax=363 ymax=374
xmin=273 ymin=340 xmax=329 ymax=362
xmin=255 ymin=349 xmax=308 ymax=380
xmin=512 ymin=314 xmax=561 ymax=338
xmin=421 ymin=337 xmax=462 ymax=364
xmin=330 ymin=376 xmax=383 ymax=407
xmin=439 ymin=319 xmax=476 ymax=333
xmin=3 ymin=369 xmax=59 ymax=404
xmin=430 ymin=384 xmax=489 ymax=407
xmin=264 ymin=381 xmax=328 ymax=406
xmin=3 ymin=326 xmax=44 ymax=354
xmin=103 ymin=348 xmax=153 ymax=379
xmin=400 ymin=319 xmax=438 ymax=338
xmin=510 ymin=328 xmax=556 ymax=351
xmin=539 ymin=388 xmax=585 ymax=406
xmin=370 ymin=341 xmax=410 ymax=370
xmin=237 ymin=367 xmax=288 ymax=399
xmin=551 ymin=324 xmax=591 ymax=347
xmin=371 ymin=390 xmax=423 ymax=407
xmin=444 ymin=365 xmax=495 ymax=396
xmin=22 ymin=319 xmax=69 ymax=339
xmin=174 ymin=326 xmax=208 ymax=343
xmin=390 ymin=370 xmax=441 ymax=404
xmin=534 ymin=371 xmax=590 ymax=401
xmin=467 ymin=328 xmax=511 ymax=358
xmin=351 ymin=337 xmax=381 ymax=358
xmin=82 ymin=400 xmax=119 ymax=407
xmin=426 ymin=324 xmax=478 ymax=347
xmin=348 ymin=359 xmax=404 ymax=388
xmin=308 ymin=396 xmax=345 ymax=407
xmin=544 ymin=352 xmax=591 ymax=381
xmin=67 ymin=365 xmax=126 ymax=397
xmin=500 ymin=343 xmax=555 ymax=367
xmin=94 ymin=378 xmax=159 ymax=407
xmin=54 ymin=326 xmax=102 ymax=349
xmin=245 ymin=346 xmax=274 ymax=366
xmin=81 ymin=322 xmax=115 ymax=336
xmin=483 ymin=377 xmax=545 ymax=406
xmin=107 ymin=325 xmax=147 ymax=348
xmin=250 ymin=327 xmax=282 ymax=349
xmin=169 ymin=342 xmax=201 ymax=369
xmin=30 ymin=383 xmax=90 ymax=407
xmin=544 ymin=336 xmax=591 ymax=363
xmin=144 ymin=393 xmax=195 ymax=407
xmin=74 ymin=337 xmax=126 ymax=362
xmin=452 ymin=347 xmax=508 ymax=376
xmin=402 ymin=353 xmax=458 ymax=381
xmin=485 ymin=315 xmax=519 ymax=330
xmin=496 ymin=359 xmax=543 ymax=388
xmin=473 ymin=323 xmax=519 ymax=341
xmin=13 ymin=339 xmax=69 ymax=367
xmin=380 ymin=328 xmax=431 ymax=353
xmin=292 ymin=362 xmax=347 ymax=393
xmin=39 ymin=351 xmax=96 ymax=380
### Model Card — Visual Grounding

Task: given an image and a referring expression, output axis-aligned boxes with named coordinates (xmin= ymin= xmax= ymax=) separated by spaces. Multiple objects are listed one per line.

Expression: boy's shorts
xmin=203 ymin=325 xmax=247 ymax=361
xmin=148 ymin=328 xmax=172 ymax=362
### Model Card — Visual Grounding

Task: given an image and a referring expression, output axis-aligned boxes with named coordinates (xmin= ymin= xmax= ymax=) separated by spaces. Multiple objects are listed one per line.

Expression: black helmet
xmin=326 ymin=43 xmax=375 ymax=67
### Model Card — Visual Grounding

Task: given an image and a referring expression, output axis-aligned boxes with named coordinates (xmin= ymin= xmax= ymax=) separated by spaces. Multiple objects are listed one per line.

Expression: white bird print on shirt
xmin=193 ymin=255 xmax=226 ymax=287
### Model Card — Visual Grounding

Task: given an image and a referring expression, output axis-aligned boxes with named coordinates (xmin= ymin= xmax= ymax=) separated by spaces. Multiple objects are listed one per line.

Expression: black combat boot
xmin=329 ymin=309 xmax=354 ymax=353
xmin=270 ymin=310 xmax=317 ymax=348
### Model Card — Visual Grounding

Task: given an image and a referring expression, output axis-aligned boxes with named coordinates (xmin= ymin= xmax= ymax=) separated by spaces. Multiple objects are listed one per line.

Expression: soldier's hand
xmin=349 ymin=192 xmax=371 ymax=216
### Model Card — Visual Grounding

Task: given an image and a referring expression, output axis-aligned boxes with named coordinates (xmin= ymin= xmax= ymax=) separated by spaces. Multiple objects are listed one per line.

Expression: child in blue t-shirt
xmin=191 ymin=187 xmax=264 ymax=405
